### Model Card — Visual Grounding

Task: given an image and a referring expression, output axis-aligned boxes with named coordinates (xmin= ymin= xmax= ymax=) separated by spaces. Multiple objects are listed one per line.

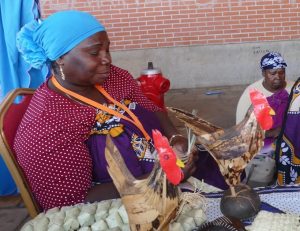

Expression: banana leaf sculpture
xmin=168 ymin=88 xmax=274 ymax=219
xmin=104 ymin=130 xmax=185 ymax=231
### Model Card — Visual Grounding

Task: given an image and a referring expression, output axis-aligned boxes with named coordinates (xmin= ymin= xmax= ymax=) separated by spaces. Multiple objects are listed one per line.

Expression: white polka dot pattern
xmin=14 ymin=83 xmax=96 ymax=210
xmin=13 ymin=65 xmax=161 ymax=211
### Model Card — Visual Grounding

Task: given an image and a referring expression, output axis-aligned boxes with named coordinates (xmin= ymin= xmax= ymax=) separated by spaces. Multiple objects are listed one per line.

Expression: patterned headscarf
xmin=260 ymin=52 xmax=287 ymax=70
xmin=16 ymin=10 xmax=105 ymax=70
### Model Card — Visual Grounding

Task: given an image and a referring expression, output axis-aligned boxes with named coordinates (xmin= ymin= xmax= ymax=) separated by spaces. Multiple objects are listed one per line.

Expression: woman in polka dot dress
xmin=14 ymin=10 xmax=198 ymax=210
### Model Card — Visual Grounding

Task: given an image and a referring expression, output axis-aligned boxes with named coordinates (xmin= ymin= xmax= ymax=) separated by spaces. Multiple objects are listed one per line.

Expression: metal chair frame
xmin=0 ymin=88 xmax=41 ymax=218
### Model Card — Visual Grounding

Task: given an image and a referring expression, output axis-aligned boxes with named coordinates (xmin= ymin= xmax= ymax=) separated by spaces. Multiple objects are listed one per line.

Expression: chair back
xmin=0 ymin=88 xmax=41 ymax=218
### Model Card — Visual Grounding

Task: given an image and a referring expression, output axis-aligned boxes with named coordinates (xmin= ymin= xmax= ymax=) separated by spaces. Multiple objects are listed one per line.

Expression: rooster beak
xmin=269 ymin=108 xmax=276 ymax=116
xmin=176 ymin=159 xmax=185 ymax=168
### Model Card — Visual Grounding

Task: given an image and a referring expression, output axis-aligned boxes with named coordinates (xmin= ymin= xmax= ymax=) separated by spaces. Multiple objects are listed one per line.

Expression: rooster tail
xmin=167 ymin=107 xmax=225 ymax=146
xmin=167 ymin=107 xmax=223 ymax=134
xmin=105 ymin=135 xmax=137 ymax=195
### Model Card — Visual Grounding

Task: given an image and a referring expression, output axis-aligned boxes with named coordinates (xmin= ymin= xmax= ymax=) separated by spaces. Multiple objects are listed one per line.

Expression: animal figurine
xmin=105 ymin=130 xmax=185 ymax=231
xmin=168 ymin=88 xmax=274 ymax=219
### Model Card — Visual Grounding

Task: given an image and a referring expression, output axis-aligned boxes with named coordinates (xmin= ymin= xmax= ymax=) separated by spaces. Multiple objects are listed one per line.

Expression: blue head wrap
xmin=16 ymin=10 xmax=106 ymax=70
xmin=260 ymin=52 xmax=287 ymax=70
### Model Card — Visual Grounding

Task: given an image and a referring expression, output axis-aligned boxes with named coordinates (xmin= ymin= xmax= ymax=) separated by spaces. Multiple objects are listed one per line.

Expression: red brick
xmin=230 ymin=24 xmax=249 ymax=29
xmin=127 ymin=4 xmax=141 ymax=9
xmin=256 ymin=27 xmax=273 ymax=32
xmin=216 ymin=34 xmax=231 ymax=39
xmin=138 ymin=16 xmax=155 ymax=22
xmin=157 ymin=42 xmax=175 ymax=47
xmin=247 ymin=23 xmax=263 ymax=29
xmin=199 ymin=26 xmax=215 ymax=31
xmin=40 ymin=0 xmax=300 ymax=51
xmin=259 ymin=36 xmax=276 ymax=41
xmin=111 ymin=22 xmax=130 ymax=28
xmin=157 ymin=33 xmax=173 ymax=38
xmin=190 ymin=22 xmax=206 ymax=27
xmin=146 ymin=20 xmax=164 ymax=25
xmin=146 ymin=29 xmax=164 ymax=34
xmin=231 ymin=33 xmax=250 ymax=38
xmin=144 ymin=2 xmax=161 ymax=8
xmin=110 ymin=31 xmax=130 ymax=37
xmin=180 ymin=27 xmax=198 ymax=32
xmin=164 ymin=28 xmax=180 ymax=33
xmin=240 ymin=37 xmax=257 ymax=42
xmin=161 ymin=19 xmax=180 ymax=24
xmin=225 ymin=29 xmax=242 ymax=34
xmin=224 ymin=38 xmax=241 ymax=43
xmin=190 ymin=31 xmax=204 ymax=36
xmin=273 ymin=9 xmax=290 ymax=14
xmin=180 ymin=9 xmax=197 ymax=14
xmin=214 ymin=16 xmax=228 ymax=23
xmin=222 ymin=11 xmax=240 ymax=17
xmin=206 ymin=12 xmax=223 ymax=17
xmin=215 ymin=25 xmax=231 ymax=30
xmin=142 ymin=43 xmax=159 ymax=48
xmin=249 ymin=32 xmax=267 ymax=37
xmin=145 ymin=11 xmax=162 ymax=17
xmin=174 ymin=41 xmax=192 ymax=46
xmin=110 ymin=45 xmax=125 ymax=51
xmin=207 ymin=39 xmax=224 ymax=44
xmin=240 ymin=19 xmax=258 ymax=24
xmin=180 ymin=36 xmax=199 ymax=41
xmin=162 ymin=10 xmax=180 ymax=15
xmin=180 ymin=18 xmax=200 ymax=23
xmin=198 ymin=35 xmax=215 ymax=40
xmin=155 ymin=15 xmax=172 ymax=20
xmin=123 ymin=44 xmax=142 ymax=50
xmin=257 ymin=18 xmax=274 ymax=23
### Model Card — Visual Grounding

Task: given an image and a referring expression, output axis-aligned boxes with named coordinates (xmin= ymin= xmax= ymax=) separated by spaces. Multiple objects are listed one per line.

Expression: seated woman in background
xmin=14 ymin=10 xmax=226 ymax=211
xmin=236 ymin=52 xmax=294 ymax=186
xmin=236 ymin=52 xmax=293 ymax=155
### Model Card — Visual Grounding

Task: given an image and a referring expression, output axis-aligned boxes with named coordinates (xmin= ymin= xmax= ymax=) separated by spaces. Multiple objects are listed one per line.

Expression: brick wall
xmin=40 ymin=0 xmax=300 ymax=51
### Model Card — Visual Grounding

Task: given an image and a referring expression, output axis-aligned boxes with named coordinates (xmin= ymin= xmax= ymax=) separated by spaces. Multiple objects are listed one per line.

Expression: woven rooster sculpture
xmin=168 ymin=89 xmax=275 ymax=219
xmin=105 ymin=129 xmax=185 ymax=231
xmin=168 ymin=88 xmax=274 ymax=193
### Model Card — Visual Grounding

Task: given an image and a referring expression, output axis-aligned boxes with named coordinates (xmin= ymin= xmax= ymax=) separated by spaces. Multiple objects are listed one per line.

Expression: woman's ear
xmin=262 ymin=70 xmax=266 ymax=78
xmin=56 ymin=57 xmax=64 ymax=66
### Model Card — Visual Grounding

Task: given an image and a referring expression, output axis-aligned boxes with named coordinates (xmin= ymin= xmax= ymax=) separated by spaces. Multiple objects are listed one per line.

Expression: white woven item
xmin=21 ymin=194 xmax=207 ymax=231
xmin=247 ymin=211 xmax=300 ymax=231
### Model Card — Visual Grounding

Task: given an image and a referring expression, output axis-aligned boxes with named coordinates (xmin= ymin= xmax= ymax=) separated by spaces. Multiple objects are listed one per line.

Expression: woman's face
xmin=263 ymin=68 xmax=286 ymax=91
xmin=61 ymin=31 xmax=111 ymax=86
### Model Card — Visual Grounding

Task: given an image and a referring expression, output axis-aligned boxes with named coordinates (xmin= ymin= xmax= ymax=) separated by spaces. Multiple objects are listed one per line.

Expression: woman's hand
xmin=170 ymin=134 xmax=188 ymax=153
xmin=181 ymin=147 xmax=199 ymax=182
xmin=265 ymin=127 xmax=281 ymax=138
xmin=170 ymin=135 xmax=199 ymax=182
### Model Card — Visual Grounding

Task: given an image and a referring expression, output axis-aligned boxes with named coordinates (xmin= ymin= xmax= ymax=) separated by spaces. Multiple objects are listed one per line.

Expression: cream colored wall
xmin=112 ymin=40 xmax=300 ymax=89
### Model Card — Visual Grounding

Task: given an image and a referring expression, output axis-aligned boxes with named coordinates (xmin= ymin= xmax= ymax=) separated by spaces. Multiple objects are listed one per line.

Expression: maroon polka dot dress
xmin=13 ymin=65 xmax=161 ymax=210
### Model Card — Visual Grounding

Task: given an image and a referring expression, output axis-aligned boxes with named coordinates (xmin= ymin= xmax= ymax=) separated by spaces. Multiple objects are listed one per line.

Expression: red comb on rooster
xmin=152 ymin=129 xmax=185 ymax=185
xmin=249 ymin=88 xmax=274 ymax=130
